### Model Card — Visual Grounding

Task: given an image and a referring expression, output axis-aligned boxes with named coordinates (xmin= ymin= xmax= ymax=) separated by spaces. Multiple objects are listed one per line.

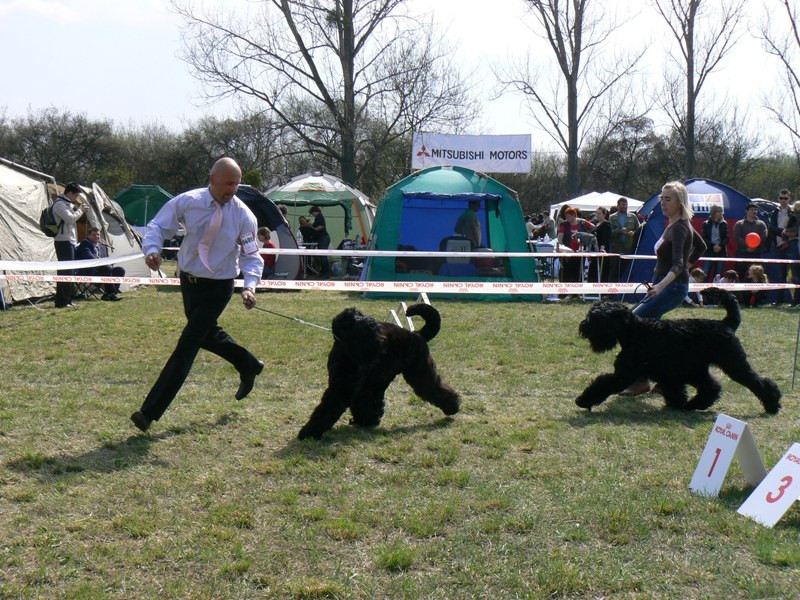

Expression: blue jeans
xmin=776 ymin=242 xmax=800 ymax=304
xmin=632 ymin=276 xmax=689 ymax=319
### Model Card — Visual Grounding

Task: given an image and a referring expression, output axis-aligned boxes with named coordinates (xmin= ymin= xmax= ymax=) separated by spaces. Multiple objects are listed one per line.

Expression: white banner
xmin=411 ymin=132 xmax=531 ymax=173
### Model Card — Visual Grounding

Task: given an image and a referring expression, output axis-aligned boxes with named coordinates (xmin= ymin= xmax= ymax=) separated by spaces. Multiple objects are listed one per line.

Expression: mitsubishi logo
xmin=417 ymin=144 xmax=430 ymax=157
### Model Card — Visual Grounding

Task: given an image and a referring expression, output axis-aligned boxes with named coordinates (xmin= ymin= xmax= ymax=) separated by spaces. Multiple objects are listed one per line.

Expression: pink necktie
xmin=199 ymin=202 xmax=223 ymax=272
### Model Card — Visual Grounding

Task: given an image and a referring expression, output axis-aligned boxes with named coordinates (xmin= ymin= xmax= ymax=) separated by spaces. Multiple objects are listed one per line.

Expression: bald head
xmin=209 ymin=157 xmax=242 ymax=205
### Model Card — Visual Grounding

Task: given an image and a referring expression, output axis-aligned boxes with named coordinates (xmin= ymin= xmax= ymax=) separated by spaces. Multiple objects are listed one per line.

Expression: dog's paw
xmin=575 ymin=394 xmax=595 ymax=410
xmin=297 ymin=426 xmax=322 ymax=440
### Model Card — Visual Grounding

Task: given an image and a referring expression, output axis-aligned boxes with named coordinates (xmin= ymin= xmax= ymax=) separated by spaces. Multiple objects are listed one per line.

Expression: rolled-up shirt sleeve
xmin=237 ymin=211 xmax=264 ymax=289
xmin=142 ymin=198 xmax=181 ymax=257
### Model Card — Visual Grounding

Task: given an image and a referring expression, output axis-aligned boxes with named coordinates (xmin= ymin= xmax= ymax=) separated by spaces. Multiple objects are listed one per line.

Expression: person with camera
xmin=52 ymin=182 xmax=89 ymax=308
xmin=768 ymin=189 xmax=799 ymax=305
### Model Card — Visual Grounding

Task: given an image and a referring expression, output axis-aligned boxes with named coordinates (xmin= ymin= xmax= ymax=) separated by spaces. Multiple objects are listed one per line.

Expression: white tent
xmin=0 ymin=159 xmax=57 ymax=303
xmin=266 ymin=172 xmax=376 ymax=249
xmin=550 ymin=191 xmax=643 ymax=220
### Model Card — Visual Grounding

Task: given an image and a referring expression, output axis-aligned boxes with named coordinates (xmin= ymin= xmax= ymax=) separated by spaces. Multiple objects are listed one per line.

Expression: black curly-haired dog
xmin=297 ymin=303 xmax=461 ymax=440
xmin=576 ymin=288 xmax=781 ymax=414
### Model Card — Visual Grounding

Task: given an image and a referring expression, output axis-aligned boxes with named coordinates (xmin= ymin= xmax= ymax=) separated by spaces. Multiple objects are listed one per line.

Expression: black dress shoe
xmin=130 ymin=411 xmax=152 ymax=432
xmin=236 ymin=360 xmax=264 ymax=400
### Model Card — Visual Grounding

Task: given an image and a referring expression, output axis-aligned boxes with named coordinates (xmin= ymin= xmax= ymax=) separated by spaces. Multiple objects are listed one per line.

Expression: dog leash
xmin=252 ymin=304 xmax=332 ymax=332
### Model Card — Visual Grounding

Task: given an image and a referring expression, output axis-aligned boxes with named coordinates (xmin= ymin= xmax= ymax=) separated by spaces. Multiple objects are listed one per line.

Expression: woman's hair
xmin=747 ymin=265 xmax=767 ymax=283
xmin=564 ymin=207 xmax=578 ymax=217
xmin=709 ymin=204 xmax=723 ymax=217
xmin=662 ymin=181 xmax=693 ymax=220
xmin=595 ymin=207 xmax=609 ymax=219
xmin=257 ymin=226 xmax=271 ymax=241
xmin=691 ymin=268 xmax=705 ymax=279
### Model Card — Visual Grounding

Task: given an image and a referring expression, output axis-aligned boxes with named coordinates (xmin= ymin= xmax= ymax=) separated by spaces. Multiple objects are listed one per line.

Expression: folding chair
xmin=74 ymin=280 xmax=103 ymax=301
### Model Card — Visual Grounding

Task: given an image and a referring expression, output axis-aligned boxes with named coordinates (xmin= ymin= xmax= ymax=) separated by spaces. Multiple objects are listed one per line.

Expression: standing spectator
xmin=768 ymin=189 xmax=799 ymax=305
xmin=309 ymin=205 xmax=331 ymax=278
xmin=130 ymin=157 xmax=265 ymax=432
xmin=701 ymin=204 xmax=729 ymax=282
xmin=541 ymin=212 xmax=556 ymax=239
xmin=75 ymin=226 xmax=126 ymax=301
xmin=588 ymin=206 xmax=611 ymax=283
xmin=608 ymin=197 xmax=640 ymax=283
xmin=257 ymin=226 xmax=277 ymax=278
xmin=557 ymin=207 xmax=595 ymax=282
xmin=621 ymin=181 xmax=706 ymax=396
xmin=52 ymin=182 xmax=89 ymax=308
xmin=524 ymin=214 xmax=536 ymax=239
xmin=455 ymin=199 xmax=482 ymax=248
xmin=732 ymin=202 xmax=768 ymax=281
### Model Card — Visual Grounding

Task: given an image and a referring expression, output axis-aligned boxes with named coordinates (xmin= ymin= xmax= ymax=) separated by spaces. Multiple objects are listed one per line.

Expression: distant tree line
xmin=1 ymin=105 xmax=799 ymax=217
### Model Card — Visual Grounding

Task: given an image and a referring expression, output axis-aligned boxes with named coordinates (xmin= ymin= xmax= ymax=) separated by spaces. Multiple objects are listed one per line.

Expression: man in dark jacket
xmin=768 ymin=189 xmax=800 ymax=305
xmin=75 ymin=227 xmax=126 ymax=301
xmin=701 ymin=204 xmax=729 ymax=282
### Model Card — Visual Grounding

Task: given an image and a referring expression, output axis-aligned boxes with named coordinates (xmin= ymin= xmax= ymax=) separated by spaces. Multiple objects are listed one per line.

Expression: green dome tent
xmin=266 ymin=172 xmax=374 ymax=249
xmin=364 ymin=166 xmax=538 ymax=300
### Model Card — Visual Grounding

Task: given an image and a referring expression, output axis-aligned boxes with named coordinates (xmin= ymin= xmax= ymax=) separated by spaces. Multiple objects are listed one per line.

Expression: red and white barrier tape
xmin=3 ymin=249 xmax=800 ymax=272
xmin=0 ymin=273 xmax=793 ymax=295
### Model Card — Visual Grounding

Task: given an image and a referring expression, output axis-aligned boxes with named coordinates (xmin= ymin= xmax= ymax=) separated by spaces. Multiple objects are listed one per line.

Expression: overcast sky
xmin=0 ymin=0 xmax=786 ymax=151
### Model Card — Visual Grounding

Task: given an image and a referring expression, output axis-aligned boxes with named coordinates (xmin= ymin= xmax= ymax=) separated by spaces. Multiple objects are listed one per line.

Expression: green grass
xmin=2 ymin=287 xmax=800 ymax=598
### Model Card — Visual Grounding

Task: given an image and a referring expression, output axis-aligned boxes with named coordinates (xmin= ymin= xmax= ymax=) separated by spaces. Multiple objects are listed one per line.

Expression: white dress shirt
xmin=143 ymin=187 xmax=263 ymax=289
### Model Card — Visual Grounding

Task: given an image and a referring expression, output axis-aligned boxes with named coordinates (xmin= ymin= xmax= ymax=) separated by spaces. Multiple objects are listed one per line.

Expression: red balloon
xmin=745 ymin=232 xmax=761 ymax=249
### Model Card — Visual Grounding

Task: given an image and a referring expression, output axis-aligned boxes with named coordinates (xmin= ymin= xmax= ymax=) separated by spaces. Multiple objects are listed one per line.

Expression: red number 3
xmin=766 ymin=475 xmax=793 ymax=504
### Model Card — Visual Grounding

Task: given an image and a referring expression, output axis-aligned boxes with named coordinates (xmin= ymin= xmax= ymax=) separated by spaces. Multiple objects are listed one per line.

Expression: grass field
xmin=1 ymin=285 xmax=800 ymax=598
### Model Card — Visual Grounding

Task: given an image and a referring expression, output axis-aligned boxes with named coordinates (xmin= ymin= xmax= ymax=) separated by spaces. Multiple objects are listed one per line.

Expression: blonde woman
xmin=621 ymin=181 xmax=707 ymax=396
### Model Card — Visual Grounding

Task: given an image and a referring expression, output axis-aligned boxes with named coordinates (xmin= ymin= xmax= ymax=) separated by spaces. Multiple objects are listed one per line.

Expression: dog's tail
xmin=405 ymin=303 xmax=441 ymax=341
xmin=712 ymin=287 xmax=741 ymax=330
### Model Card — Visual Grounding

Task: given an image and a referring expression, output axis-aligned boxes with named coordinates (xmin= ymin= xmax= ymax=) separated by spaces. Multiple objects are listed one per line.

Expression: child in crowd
xmin=744 ymin=264 xmax=768 ymax=307
xmin=685 ymin=268 xmax=707 ymax=307
xmin=257 ymin=226 xmax=277 ymax=278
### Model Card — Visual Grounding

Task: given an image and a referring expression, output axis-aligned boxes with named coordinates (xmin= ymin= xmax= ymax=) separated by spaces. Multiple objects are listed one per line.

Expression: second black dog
xmin=576 ymin=288 xmax=781 ymax=414
xmin=298 ymin=303 xmax=461 ymax=440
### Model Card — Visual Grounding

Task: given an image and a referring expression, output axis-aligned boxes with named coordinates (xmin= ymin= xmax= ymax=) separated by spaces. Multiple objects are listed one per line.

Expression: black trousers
xmin=54 ymin=240 xmax=75 ymax=307
xmin=140 ymin=273 xmax=259 ymax=421
xmin=93 ymin=265 xmax=126 ymax=295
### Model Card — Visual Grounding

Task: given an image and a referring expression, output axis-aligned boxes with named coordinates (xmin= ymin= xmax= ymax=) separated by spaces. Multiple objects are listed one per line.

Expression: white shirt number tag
xmin=240 ymin=232 xmax=259 ymax=255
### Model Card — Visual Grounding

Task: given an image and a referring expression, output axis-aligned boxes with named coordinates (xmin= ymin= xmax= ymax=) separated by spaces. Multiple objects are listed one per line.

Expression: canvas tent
xmin=235 ymin=185 xmax=303 ymax=280
xmin=115 ymin=184 xmax=173 ymax=229
xmin=364 ymin=165 xmax=537 ymax=298
xmin=549 ymin=191 xmax=643 ymax=221
xmin=78 ymin=183 xmax=149 ymax=279
xmin=266 ymin=173 xmax=375 ymax=249
xmin=0 ymin=159 xmax=57 ymax=304
xmin=628 ymin=178 xmax=780 ymax=293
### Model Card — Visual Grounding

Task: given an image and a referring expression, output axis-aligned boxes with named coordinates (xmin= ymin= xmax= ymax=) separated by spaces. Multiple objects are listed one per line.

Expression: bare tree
xmin=652 ymin=0 xmax=745 ymax=177
xmin=757 ymin=0 xmax=800 ymax=161
xmin=172 ymin=0 xmax=477 ymax=188
xmin=497 ymin=0 xmax=643 ymax=195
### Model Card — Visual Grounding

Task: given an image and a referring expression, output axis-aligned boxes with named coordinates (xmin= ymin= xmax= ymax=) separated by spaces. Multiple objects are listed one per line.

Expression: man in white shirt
xmin=52 ymin=182 xmax=89 ymax=308
xmin=131 ymin=157 xmax=265 ymax=432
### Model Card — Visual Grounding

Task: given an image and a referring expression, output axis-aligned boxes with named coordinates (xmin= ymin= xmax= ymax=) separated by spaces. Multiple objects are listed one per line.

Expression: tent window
xmin=397 ymin=196 xmax=493 ymax=250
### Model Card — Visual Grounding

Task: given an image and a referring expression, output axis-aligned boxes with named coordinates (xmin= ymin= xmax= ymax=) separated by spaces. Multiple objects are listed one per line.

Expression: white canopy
xmin=550 ymin=191 xmax=643 ymax=220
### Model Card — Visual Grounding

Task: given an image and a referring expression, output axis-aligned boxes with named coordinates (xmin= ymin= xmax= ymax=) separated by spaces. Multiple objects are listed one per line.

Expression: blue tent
xmin=363 ymin=166 xmax=537 ymax=299
xmin=629 ymin=178 xmax=779 ymax=296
